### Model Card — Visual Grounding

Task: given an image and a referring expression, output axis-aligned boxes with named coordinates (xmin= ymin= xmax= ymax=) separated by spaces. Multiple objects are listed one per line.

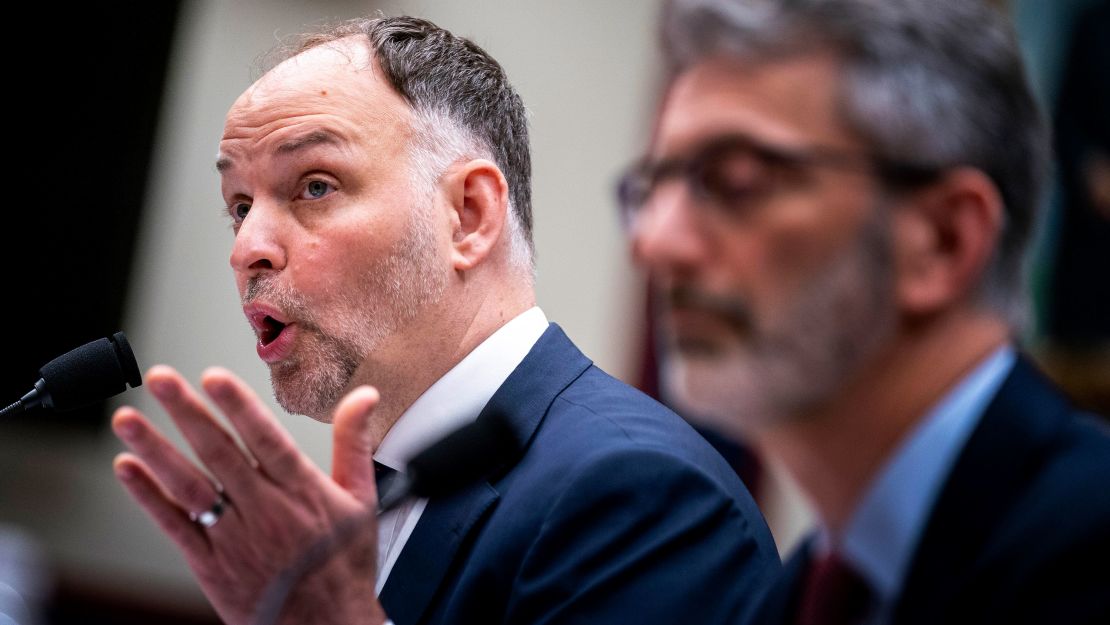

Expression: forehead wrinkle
xmin=218 ymin=40 xmax=415 ymax=177
xmin=222 ymin=75 xmax=413 ymax=145
xmin=220 ymin=109 xmax=402 ymax=168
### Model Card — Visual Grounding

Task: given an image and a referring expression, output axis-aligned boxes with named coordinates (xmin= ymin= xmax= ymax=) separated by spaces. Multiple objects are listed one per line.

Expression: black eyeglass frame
xmin=615 ymin=133 xmax=942 ymax=231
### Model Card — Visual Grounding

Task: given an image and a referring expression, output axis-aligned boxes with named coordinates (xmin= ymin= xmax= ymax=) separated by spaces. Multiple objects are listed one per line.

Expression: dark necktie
xmin=795 ymin=551 xmax=873 ymax=625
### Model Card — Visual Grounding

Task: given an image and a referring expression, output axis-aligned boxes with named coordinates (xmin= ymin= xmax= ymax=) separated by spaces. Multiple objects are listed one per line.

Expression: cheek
xmin=714 ymin=227 xmax=765 ymax=293
xmin=767 ymin=192 xmax=870 ymax=281
xmin=298 ymin=229 xmax=396 ymax=286
xmin=715 ymin=212 xmax=824 ymax=304
xmin=709 ymin=219 xmax=822 ymax=309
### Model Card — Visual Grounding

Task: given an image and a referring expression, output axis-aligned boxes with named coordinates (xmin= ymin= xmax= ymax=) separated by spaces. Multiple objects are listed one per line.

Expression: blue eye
xmin=233 ymin=203 xmax=251 ymax=221
xmin=300 ymin=180 xmax=334 ymax=200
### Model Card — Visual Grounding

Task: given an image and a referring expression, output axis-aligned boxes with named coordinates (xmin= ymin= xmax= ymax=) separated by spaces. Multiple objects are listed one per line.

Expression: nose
xmin=630 ymin=184 xmax=710 ymax=274
xmin=229 ymin=202 xmax=288 ymax=278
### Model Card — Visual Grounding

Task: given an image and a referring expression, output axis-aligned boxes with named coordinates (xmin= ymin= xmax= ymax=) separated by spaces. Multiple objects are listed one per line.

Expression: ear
xmin=441 ymin=159 xmax=510 ymax=272
xmin=892 ymin=168 xmax=1005 ymax=317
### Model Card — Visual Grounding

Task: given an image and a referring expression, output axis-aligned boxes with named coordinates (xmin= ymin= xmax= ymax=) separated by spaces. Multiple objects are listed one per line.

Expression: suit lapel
xmin=754 ymin=542 xmax=812 ymax=625
xmin=478 ymin=324 xmax=592 ymax=459
xmin=378 ymin=324 xmax=592 ymax=625
xmin=379 ymin=482 xmax=499 ymax=625
xmin=893 ymin=357 xmax=1072 ymax=622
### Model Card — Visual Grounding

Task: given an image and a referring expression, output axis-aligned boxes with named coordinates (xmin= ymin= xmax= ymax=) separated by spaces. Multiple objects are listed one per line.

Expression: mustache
xmin=664 ymin=286 xmax=753 ymax=331
xmin=244 ymin=276 xmax=318 ymax=329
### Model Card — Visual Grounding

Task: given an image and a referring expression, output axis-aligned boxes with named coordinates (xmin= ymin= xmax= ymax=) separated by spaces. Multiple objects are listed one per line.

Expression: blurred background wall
xmin=0 ymin=0 xmax=1104 ymax=622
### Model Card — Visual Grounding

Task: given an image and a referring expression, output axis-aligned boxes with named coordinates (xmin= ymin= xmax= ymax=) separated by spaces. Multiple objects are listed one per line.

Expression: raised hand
xmin=112 ymin=365 xmax=388 ymax=625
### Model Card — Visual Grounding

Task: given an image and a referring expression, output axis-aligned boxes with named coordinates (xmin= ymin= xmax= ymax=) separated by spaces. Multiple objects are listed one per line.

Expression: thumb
xmin=331 ymin=385 xmax=381 ymax=504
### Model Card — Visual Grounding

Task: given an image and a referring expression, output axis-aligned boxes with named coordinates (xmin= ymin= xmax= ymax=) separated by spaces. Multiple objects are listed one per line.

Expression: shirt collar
xmin=372 ymin=307 xmax=548 ymax=472
xmin=820 ymin=346 xmax=1015 ymax=612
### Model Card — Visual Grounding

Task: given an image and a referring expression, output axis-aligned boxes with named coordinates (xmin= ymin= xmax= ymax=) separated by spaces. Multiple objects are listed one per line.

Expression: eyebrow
xmin=215 ymin=129 xmax=345 ymax=174
xmin=215 ymin=155 xmax=233 ymax=174
xmin=277 ymin=129 xmax=343 ymax=154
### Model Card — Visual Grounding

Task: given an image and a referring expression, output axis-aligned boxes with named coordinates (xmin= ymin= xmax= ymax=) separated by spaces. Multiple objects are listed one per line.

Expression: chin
xmin=272 ymin=382 xmax=335 ymax=423
xmin=269 ymin=361 xmax=347 ymax=423
xmin=660 ymin=349 xmax=775 ymax=442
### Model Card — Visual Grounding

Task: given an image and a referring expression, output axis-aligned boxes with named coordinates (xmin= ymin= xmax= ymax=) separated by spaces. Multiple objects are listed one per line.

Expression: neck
xmin=355 ymin=272 xmax=535 ymax=446
xmin=754 ymin=308 xmax=1010 ymax=535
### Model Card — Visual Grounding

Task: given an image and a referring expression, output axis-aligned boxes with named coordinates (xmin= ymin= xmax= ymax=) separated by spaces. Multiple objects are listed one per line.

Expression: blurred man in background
xmin=623 ymin=0 xmax=1110 ymax=622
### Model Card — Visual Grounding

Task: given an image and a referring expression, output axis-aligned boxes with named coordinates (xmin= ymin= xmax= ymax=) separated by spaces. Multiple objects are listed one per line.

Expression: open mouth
xmin=259 ymin=315 xmax=287 ymax=346
xmin=243 ymin=304 xmax=297 ymax=363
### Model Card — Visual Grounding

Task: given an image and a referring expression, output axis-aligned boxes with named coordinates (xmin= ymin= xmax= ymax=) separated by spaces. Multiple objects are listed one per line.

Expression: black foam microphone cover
xmin=406 ymin=409 xmax=518 ymax=499
xmin=36 ymin=331 xmax=143 ymax=411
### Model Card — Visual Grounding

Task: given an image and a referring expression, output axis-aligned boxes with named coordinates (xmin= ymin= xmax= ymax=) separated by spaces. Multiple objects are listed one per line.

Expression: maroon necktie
xmin=795 ymin=552 xmax=873 ymax=625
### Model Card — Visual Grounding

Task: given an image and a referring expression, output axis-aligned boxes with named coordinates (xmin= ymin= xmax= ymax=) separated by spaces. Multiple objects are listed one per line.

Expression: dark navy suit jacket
xmin=379 ymin=324 xmax=780 ymax=625
xmin=753 ymin=358 xmax=1110 ymax=625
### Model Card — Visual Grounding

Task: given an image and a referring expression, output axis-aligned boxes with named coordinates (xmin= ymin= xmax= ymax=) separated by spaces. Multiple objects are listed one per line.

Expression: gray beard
xmin=658 ymin=205 xmax=897 ymax=439
xmin=244 ymin=200 xmax=448 ymax=422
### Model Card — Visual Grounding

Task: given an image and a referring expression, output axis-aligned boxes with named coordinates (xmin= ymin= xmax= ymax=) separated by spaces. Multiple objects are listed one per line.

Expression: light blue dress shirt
xmin=815 ymin=346 xmax=1016 ymax=624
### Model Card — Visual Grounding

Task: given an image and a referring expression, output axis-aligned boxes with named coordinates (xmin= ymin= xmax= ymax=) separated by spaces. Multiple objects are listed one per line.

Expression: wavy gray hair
xmin=662 ymin=0 xmax=1050 ymax=329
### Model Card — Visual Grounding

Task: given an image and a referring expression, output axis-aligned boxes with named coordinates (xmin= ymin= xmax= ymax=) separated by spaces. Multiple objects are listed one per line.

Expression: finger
xmin=331 ymin=386 xmax=381 ymax=503
xmin=113 ymin=406 xmax=227 ymax=519
xmin=145 ymin=366 xmax=258 ymax=495
xmin=200 ymin=367 xmax=313 ymax=485
xmin=113 ymin=453 xmax=210 ymax=555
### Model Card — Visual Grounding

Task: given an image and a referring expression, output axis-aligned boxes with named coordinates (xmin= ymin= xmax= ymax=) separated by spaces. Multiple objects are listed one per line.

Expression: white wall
xmin=0 ymin=0 xmax=659 ymax=606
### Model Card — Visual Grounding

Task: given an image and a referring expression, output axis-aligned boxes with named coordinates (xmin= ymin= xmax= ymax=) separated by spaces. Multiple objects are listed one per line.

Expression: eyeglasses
xmin=615 ymin=134 xmax=939 ymax=231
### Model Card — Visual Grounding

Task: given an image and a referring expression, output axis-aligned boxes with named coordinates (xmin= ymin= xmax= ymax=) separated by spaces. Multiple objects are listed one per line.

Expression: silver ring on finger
xmin=189 ymin=490 xmax=229 ymax=529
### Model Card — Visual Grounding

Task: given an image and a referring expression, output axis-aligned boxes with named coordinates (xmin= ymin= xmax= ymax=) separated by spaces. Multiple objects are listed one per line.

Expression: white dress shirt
xmin=372 ymin=307 xmax=549 ymax=593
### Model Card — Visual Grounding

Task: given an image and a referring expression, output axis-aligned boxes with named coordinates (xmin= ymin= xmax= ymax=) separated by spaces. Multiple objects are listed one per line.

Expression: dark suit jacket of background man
xmin=378 ymin=325 xmax=781 ymax=625
xmin=754 ymin=358 xmax=1110 ymax=625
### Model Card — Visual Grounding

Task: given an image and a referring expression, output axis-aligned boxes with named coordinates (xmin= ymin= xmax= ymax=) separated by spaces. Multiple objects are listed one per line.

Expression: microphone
xmin=377 ymin=406 xmax=518 ymax=512
xmin=253 ymin=409 xmax=519 ymax=625
xmin=1 ymin=331 xmax=143 ymax=418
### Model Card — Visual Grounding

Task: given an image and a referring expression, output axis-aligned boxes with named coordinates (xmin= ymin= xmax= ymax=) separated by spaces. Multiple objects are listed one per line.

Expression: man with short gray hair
xmin=625 ymin=0 xmax=1110 ymax=622
xmin=111 ymin=15 xmax=779 ymax=625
